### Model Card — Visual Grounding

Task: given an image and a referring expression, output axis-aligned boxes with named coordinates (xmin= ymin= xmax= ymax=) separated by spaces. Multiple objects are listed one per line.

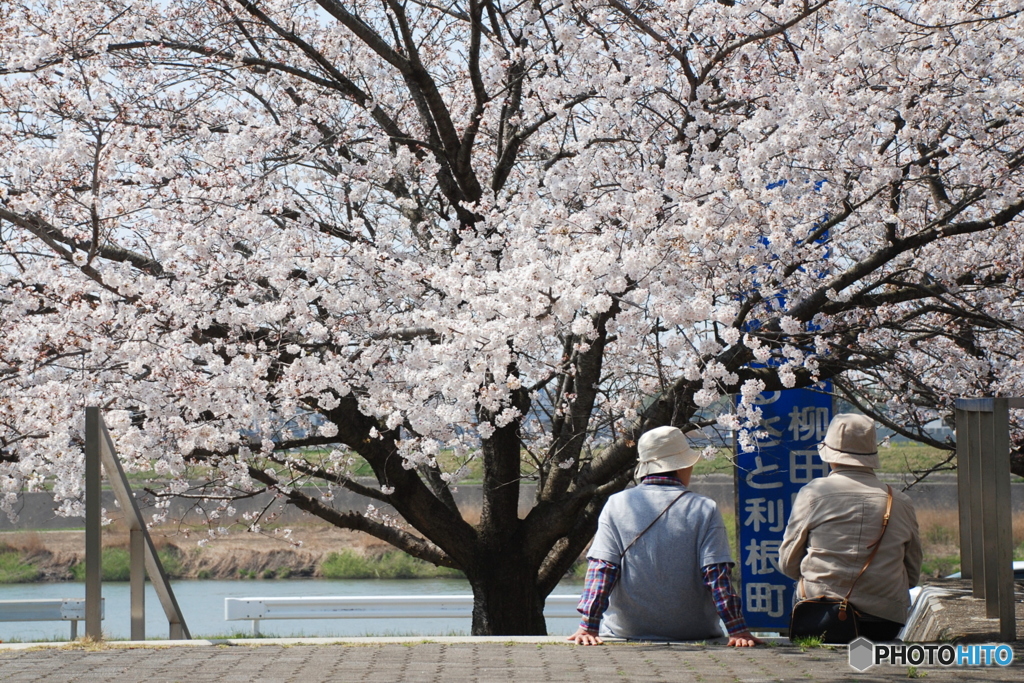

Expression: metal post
xmin=955 ymin=406 xmax=973 ymax=580
xmin=967 ymin=408 xmax=986 ymax=599
xmin=130 ymin=527 xmax=145 ymax=640
xmin=955 ymin=396 xmax=1020 ymax=642
xmin=99 ymin=418 xmax=190 ymax=640
xmin=980 ymin=405 xmax=999 ymax=616
xmin=70 ymin=620 xmax=77 ymax=640
xmin=991 ymin=398 xmax=1015 ymax=641
xmin=84 ymin=407 xmax=103 ymax=640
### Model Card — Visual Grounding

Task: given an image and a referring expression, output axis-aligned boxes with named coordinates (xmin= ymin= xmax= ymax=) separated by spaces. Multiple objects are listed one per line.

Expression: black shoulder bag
xmin=788 ymin=485 xmax=893 ymax=644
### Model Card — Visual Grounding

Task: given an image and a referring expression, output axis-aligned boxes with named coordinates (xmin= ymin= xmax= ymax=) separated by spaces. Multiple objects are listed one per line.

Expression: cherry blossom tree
xmin=2 ymin=0 xmax=1024 ymax=633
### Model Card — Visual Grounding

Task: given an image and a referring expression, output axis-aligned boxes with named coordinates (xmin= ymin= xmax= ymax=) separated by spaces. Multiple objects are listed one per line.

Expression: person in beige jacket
xmin=779 ymin=413 xmax=922 ymax=641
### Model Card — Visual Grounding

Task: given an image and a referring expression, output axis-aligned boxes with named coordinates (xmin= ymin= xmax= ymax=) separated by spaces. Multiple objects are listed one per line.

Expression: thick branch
xmin=248 ymin=465 xmax=459 ymax=567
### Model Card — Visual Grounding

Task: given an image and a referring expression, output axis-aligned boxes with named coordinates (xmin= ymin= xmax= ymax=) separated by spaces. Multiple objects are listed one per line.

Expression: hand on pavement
xmin=567 ymin=627 xmax=604 ymax=646
xmin=727 ymin=631 xmax=763 ymax=647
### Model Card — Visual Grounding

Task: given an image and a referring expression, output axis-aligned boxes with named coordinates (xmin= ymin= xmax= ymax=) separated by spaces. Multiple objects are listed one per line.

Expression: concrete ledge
xmin=901 ymin=578 xmax=1024 ymax=642
xmin=901 ymin=585 xmax=957 ymax=642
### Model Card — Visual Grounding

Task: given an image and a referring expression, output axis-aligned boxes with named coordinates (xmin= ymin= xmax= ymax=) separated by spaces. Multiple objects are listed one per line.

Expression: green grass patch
xmin=192 ymin=630 xmax=268 ymax=639
xmin=156 ymin=547 xmax=183 ymax=577
xmin=0 ymin=549 xmax=40 ymax=583
xmin=923 ymin=523 xmax=958 ymax=548
xmin=720 ymin=509 xmax=738 ymax=562
xmin=792 ymin=635 xmax=827 ymax=649
xmin=71 ymin=548 xmax=130 ymax=581
xmin=877 ymin=443 xmax=954 ymax=475
xmin=70 ymin=546 xmax=184 ymax=581
xmin=920 ymin=555 xmax=961 ymax=579
xmin=691 ymin=441 xmax=957 ymax=477
xmin=692 ymin=453 xmax=736 ymax=476
xmin=320 ymin=549 xmax=463 ymax=580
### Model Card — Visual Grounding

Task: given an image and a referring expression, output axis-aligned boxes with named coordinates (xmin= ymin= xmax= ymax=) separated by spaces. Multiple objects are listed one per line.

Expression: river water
xmin=0 ymin=579 xmax=585 ymax=642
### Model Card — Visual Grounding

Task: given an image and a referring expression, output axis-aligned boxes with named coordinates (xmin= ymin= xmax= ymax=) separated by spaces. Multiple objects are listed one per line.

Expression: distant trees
xmin=2 ymin=0 xmax=1024 ymax=633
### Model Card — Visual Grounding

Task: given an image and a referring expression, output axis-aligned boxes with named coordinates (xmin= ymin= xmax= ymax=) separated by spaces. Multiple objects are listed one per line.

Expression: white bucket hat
xmin=635 ymin=426 xmax=700 ymax=477
xmin=817 ymin=413 xmax=881 ymax=469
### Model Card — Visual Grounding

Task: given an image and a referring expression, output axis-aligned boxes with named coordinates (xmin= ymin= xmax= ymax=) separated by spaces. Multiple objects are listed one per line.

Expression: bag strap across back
xmin=621 ymin=490 xmax=689 ymax=558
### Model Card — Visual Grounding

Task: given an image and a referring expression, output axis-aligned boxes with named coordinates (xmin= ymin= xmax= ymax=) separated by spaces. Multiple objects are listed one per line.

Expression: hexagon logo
xmin=848 ymin=637 xmax=876 ymax=672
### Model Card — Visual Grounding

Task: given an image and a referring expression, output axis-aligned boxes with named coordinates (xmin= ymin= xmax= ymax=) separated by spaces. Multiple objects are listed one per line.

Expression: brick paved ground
xmin=1 ymin=639 xmax=1022 ymax=682
xmin=3 ymin=581 xmax=1024 ymax=682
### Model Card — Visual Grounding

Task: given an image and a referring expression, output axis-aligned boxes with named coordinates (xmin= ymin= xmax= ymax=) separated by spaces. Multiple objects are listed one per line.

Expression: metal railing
xmin=955 ymin=396 xmax=1021 ymax=642
xmin=224 ymin=594 xmax=581 ymax=636
xmin=84 ymin=407 xmax=190 ymax=640
xmin=0 ymin=598 xmax=103 ymax=640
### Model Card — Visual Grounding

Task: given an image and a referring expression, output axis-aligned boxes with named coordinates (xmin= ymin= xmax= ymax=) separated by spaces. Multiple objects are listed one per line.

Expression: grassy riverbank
xmin=0 ymin=526 xmax=473 ymax=584
xmin=0 ymin=547 xmax=40 ymax=583
xmin=3 ymin=507 xmax=1022 ymax=585
xmin=0 ymin=544 xmax=468 ymax=583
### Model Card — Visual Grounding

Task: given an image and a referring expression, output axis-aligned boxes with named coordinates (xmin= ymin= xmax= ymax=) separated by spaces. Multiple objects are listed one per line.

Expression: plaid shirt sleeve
xmin=702 ymin=562 xmax=749 ymax=636
xmin=576 ymin=558 xmax=619 ymax=633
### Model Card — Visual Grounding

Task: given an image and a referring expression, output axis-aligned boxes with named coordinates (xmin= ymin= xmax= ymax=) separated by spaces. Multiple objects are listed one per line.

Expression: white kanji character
xmin=745 ymin=583 xmax=787 ymax=618
xmin=744 ymin=538 xmax=783 ymax=575
xmin=744 ymin=455 xmax=783 ymax=490
xmin=790 ymin=449 xmax=828 ymax=483
xmin=751 ymin=391 xmax=782 ymax=406
xmin=787 ymin=406 xmax=829 ymax=442
xmin=744 ymin=497 xmax=786 ymax=533
xmin=744 ymin=498 xmax=769 ymax=532
xmin=753 ymin=414 xmax=783 ymax=447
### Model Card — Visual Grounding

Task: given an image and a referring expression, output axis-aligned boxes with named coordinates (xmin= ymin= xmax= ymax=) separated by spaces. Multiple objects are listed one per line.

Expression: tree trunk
xmin=467 ymin=559 xmax=548 ymax=635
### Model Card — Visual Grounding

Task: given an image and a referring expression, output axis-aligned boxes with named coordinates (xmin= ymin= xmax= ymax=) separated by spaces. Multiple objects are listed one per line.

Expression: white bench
xmin=0 ymin=599 xmax=104 ymax=640
xmin=224 ymin=594 xmax=580 ymax=636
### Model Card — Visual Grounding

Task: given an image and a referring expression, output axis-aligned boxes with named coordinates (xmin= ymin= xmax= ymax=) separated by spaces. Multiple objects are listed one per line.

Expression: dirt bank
xmin=0 ymin=524 xmax=394 ymax=581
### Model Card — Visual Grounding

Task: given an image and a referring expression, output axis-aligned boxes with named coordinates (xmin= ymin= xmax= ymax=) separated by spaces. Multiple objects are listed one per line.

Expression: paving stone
xmin=2 ymin=638 xmax=1023 ymax=681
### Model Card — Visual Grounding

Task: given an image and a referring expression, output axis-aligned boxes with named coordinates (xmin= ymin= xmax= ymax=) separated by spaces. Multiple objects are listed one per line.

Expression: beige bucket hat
xmin=635 ymin=426 xmax=701 ymax=477
xmin=817 ymin=413 xmax=881 ymax=469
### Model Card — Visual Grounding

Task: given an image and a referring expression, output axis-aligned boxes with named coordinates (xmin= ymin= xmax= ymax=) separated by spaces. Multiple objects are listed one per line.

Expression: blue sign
xmin=734 ymin=387 xmax=832 ymax=630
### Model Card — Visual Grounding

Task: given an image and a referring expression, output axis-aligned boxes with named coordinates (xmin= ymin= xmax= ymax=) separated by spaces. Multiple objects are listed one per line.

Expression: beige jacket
xmin=779 ymin=468 xmax=922 ymax=624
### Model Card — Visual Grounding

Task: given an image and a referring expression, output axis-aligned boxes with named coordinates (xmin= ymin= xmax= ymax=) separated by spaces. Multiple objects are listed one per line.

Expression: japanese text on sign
xmin=735 ymin=387 xmax=832 ymax=630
